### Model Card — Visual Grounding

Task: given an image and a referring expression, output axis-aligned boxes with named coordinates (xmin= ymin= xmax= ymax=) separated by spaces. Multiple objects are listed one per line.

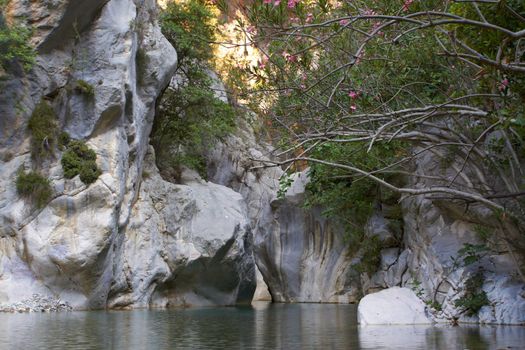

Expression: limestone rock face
xmin=398 ymin=195 xmax=525 ymax=325
xmin=0 ymin=0 xmax=260 ymax=310
xmin=358 ymin=287 xmax=433 ymax=325
xmin=388 ymin=148 xmax=525 ymax=325
xmin=254 ymin=172 xmax=359 ymax=303
xmin=206 ymin=112 xmax=282 ymax=302
xmin=107 ymin=150 xmax=255 ymax=308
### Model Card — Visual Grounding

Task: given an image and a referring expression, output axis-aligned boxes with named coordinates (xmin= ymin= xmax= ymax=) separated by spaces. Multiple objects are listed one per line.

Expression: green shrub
xmin=0 ymin=19 xmax=35 ymax=72
xmin=353 ymin=235 xmax=383 ymax=276
xmin=58 ymin=131 xmax=71 ymax=150
xmin=15 ymin=170 xmax=52 ymax=208
xmin=27 ymin=100 xmax=58 ymax=159
xmin=153 ymin=0 xmax=236 ymax=179
xmin=454 ymin=272 xmax=490 ymax=317
xmin=79 ymin=161 xmax=101 ymax=184
xmin=61 ymin=140 xmax=101 ymax=184
xmin=74 ymin=79 xmax=94 ymax=96
xmin=160 ymin=0 xmax=215 ymax=64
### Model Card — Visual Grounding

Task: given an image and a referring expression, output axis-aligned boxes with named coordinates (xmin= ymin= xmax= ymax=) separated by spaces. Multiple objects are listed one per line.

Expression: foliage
xmin=277 ymin=173 xmax=294 ymax=199
xmin=160 ymin=0 xmax=216 ymax=64
xmin=15 ymin=170 xmax=52 ymax=209
xmin=426 ymin=300 xmax=443 ymax=312
xmin=217 ymin=0 xmax=525 ymax=269
xmin=454 ymin=272 xmax=490 ymax=317
xmin=0 ymin=13 xmax=35 ymax=72
xmin=153 ymin=83 xmax=235 ymax=178
xmin=58 ymin=131 xmax=71 ymax=150
xmin=74 ymin=79 xmax=95 ymax=96
xmin=61 ymin=140 xmax=101 ymax=184
xmin=457 ymin=243 xmax=490 ymax=267
xmin=353 ymin=235 xmax=382 ymax=276
xmin=303 ymin=142 xmax=403 ymax=251
xmin=410 ymin=277 xmax=425 ymax=299
xmin=27 ymin=100 xmax=58 ymax=159
xmin=155 ymin=0 xmax=236 ymax=178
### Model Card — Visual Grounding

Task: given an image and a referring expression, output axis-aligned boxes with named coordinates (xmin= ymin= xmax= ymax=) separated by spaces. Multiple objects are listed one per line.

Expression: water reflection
xmin=0 ymin=303 xmax=523 ymax=349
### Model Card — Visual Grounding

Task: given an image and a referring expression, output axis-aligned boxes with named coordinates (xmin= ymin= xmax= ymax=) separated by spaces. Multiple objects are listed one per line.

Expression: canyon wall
xmin=0 ymin=0 xmax=254 ymax=311
xmin=0 ymin=1 xmax=523 ymax=325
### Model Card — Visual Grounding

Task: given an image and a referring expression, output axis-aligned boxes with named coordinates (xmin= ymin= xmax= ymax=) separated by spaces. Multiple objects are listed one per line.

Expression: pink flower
xmin=306 ymin=13 xmax=314 ymax=23
xmin=287 ymin=0 xmax=299 ymax=8
xmin=258 ymin=55 xmax=269 ymax=69
xmin=498 ymin=78 xmax=510 ymax=91
xmin=283 ymin=51 xmax=297 ymax=62
xmin=350 ymin=105 xmax=357 ymax=112
xmin=339 ymin=19 xmax=349 ymax=26
xmin=402 ymin=0 xmax=414 ymax=12
xmin=349 ymin=91 xmax=358 ymax=99
xmin=274 ymin=0 xmax=281 ymax=5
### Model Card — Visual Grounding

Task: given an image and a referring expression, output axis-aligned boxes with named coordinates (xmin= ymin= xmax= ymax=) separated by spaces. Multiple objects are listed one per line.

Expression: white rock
xmin=358 ymin=287 xmax=433 ymax=325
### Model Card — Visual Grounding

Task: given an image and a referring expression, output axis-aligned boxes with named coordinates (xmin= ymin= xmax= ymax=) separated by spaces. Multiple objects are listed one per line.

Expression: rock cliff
xmin=0 ymin=0 xmax=254 ymax=310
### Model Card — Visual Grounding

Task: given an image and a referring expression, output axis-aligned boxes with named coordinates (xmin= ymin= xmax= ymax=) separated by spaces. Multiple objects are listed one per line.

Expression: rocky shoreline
xmin=0 ymin=294 xmax=72 ymax=313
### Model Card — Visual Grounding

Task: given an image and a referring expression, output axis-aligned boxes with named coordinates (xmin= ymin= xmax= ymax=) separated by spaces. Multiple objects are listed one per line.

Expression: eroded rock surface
xmin=0 ymin=0 xmax=256 ymax=310
xmin=108 ymin=149 xmax=255 ymax=308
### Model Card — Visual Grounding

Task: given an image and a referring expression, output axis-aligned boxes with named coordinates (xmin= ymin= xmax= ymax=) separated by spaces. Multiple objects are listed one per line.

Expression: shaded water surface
xmin=0 ymin=302 xmax=523 ymax=349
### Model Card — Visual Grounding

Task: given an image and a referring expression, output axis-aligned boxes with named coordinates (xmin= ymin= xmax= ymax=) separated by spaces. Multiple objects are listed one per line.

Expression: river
xmin=0 ymin=302 xmax=524 ymax=349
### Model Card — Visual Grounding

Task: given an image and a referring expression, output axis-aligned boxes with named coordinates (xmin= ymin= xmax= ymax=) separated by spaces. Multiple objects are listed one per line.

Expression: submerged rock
xmin=358 ymin=287 xmax=432 ymax=325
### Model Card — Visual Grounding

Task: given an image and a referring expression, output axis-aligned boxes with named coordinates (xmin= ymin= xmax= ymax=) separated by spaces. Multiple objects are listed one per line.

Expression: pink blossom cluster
xmin=306 ymin=13 xmax=314 ymax=23
xmin=498 ymin=78 xmax=509 ymax=92
xmin=403 ymin=0 xmax=414 ymax=12
xmin=258 ymin=55 xmax=269 ymax=69
xmin=282 ymin=51 xmax=297 ymax=62
xmin=263 ymin=0 xmax=300 ymax=7
xmin=246 ymin=26 xmax=256 ymax=35
xmin=349 ymin=90 xmax=360 ymax=112
xmin=287 ymin=0 xmax=300 ymax=8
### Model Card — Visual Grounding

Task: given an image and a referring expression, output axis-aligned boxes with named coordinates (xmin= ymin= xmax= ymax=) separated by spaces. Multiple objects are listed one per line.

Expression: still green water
xmin=0 ymin=302 xmax=523 ymax=350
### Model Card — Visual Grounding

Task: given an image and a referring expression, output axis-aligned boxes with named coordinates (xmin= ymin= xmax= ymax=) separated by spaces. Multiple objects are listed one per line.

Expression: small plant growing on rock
xmin=15 ymin=170 xmax=52 ymax=208
xmin=61 ymin=140 xmax=101 ymax=184
xmin=74 ymin=79 xmax=95 ymax=96
xmin=58 ymin=131 xmax=71 ymax=150
xmin=454 ymin=271 xmax=490 ymax=317
xmin=27 ymin=99 xmax=58 ymax=159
